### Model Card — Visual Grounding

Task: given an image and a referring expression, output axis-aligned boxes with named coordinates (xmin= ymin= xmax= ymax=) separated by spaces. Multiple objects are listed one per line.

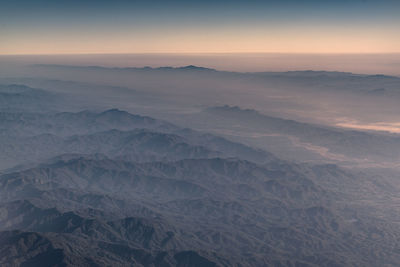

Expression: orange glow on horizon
xmin=2 ymin=25 xmax=400 ymax=55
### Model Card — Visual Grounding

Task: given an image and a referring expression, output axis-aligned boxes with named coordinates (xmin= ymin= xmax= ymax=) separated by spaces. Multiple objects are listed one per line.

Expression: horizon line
xmin=2 ymin=52 xmax=400 ymax=56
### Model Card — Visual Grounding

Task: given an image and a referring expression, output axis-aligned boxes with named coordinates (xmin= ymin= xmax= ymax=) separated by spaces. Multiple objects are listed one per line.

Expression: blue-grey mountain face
xmin=0 ymin=63 xmax=400 ymax=267
xmin=0 ymin=84 xmax=61 ymax=112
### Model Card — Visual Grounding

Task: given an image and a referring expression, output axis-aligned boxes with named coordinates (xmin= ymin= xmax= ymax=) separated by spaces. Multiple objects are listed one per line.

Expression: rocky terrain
xmin=1 ymin=66 xmax=400 ymax=266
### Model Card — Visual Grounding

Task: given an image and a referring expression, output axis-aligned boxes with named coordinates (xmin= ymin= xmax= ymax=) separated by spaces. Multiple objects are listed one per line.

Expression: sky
xmin=1 ymin=0 xmax=400 ymax=54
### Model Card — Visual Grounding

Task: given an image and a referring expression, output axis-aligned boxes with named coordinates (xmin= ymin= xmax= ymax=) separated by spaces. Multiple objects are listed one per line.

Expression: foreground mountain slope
xmin=0 ymin=96 xmax=399 ymax=266
xmin=1 ymin=155 xmax=399 ymax=266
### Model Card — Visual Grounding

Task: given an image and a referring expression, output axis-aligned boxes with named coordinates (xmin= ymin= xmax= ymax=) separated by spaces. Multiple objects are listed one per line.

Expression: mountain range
xmin=1 ymin=67 xmax=400 ymax=267
xmin=0 ymin=97 xmax=399 ymax=266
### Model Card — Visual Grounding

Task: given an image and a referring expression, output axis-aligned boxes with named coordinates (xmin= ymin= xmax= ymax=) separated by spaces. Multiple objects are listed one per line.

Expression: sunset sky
xmin=1 ymin=0 xmax=400 ymax=54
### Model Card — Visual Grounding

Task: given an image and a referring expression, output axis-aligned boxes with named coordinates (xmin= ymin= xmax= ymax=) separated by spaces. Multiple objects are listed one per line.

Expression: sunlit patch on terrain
xmin=336 ymin=118 xmax=400 ymax=134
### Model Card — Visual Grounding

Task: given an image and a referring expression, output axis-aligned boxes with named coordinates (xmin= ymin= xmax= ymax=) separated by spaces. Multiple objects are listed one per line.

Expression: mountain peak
xmin=101 ymin=108 xmax=127 ymax=115
xmin=177 ymin=65 xmax=215 ymax=71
